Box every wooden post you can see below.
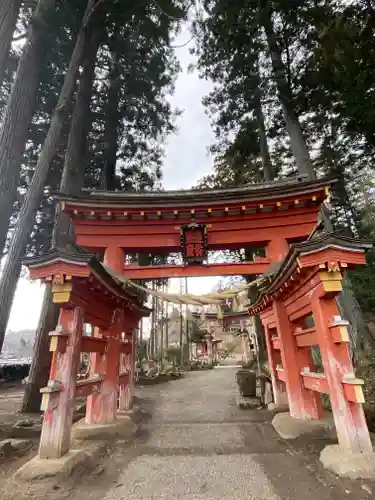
[312,294,372,452]
[85,309,123,424]
[104,246,125,273]
[85,328,105,424]
[39,307,83,459]
[266,238,289,262]
[241,333,250,363]
[119,329,136,411]
[202,341,207,356]
[274,300,323,419]
[206,334,213,367]
[263,323,288,408]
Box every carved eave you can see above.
[55,177,335,218]
[89,259,150,316]
[22,249,150,317]
[248,233,373,315]
[22,248,92,281]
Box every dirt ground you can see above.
[0,368,374,499]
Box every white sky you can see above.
[7,22,221,332]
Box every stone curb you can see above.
[13,414,138,482]
[272,412,336,440]
[320,444,375,480]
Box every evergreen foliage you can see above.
[195,0,375,315]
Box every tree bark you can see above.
[0,0,22,88]
[20,285,59,413]
[0,0,98,354]
[261,5,315,180]
[20,20,102,412]
[253,73,274,181]
[0,0,56,258]
[101,27,121,191]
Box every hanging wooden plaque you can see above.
[180,223,208,264]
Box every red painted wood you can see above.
[81,336,107,354]
[301,373,329,393]
[311,295,372,452]
[28,262,90,281]
[272,338,281,350]
[263,324,286,407]
[120,342,131,355]
[64,193,324,217]
[273,300,323,420]
[119,328,137,411]
[293,327,318,347]
[123,260,269,279]
[76,223,316,252]
[266,238,290,262]
[75,377,103,398]
[85,328,107,424]
[343,383,364,404]
[39,307,83,459]
[299,248,366,269]
[86,309,123,424]
[276,369,286,382]
[119,371,129,385]
[74,209,318,234]
[104,246,125,273]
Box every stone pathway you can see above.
[1,368,373,499]
[68,368,374,499]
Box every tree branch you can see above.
[13,32,27,42]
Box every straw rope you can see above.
[103,264,270,308]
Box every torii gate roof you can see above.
[56,176,334,210]
[247,232,372,314]
[22,244,151,318]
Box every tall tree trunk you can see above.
[261,5,315,180]
[101,28,121,191]
[0,0,22,88]
[253,73,274,181]
[20,20,102,412]
[0,0,98,354]
[20,285,59,413]
[0,0,56,259]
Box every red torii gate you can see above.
[56,176,331,279]
[22,176,374,461]
[248,233,373,453]
[23,247,150,459]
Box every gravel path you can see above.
[2,367,373,499]
[69,367,372,500]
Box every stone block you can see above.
[272,412,336,440]
[14,449,87,481]
[0,438,33,455]
[320,444,375,479]
[72,415,137,441]
[10,419,42,439]
[117,405,139,416]
[268,402,289,413]
[236,395,260,409]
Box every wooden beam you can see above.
[76,223,316,251]
[120,341,131,355]
[122,260,270,279]
[81,336,107,354]
[293,327,317,347]
[75,376,103,399]
[272,337,281,350]
[301,372,329,394]
[276,367,286,382]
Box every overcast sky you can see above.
[7,24,219,332]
